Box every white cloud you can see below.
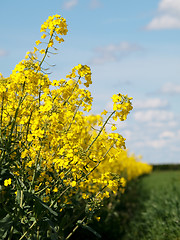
[147,120,177,128]
[146,15,180,30]
[132,139,167,149]
[159,130,175,138]
[161,82,180,94]
[91,42,142,65]
[147,139,167,148]
[122,130,132,139]
[159,0,180,14]
[115,120,128,129]
[134,110,174,122]
[105,120,128,133]
[134,98,168,109]
[63,0,102,10]
[90,0,102,9]
[63,0,78,10]
[146,0,180,30]
[0,49,7,57]
[105,101,113,112]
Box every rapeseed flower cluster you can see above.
[0,14,152,239]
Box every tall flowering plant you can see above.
[0,15,152,239]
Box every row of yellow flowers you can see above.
[0,14,152,239]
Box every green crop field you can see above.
[121,170,180,240]
[73,169,180,240]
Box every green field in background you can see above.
[122,170,180,240]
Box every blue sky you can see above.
[1,0,180,164]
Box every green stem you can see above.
[65,217,86,240]
[63,79,80,106]
[95,184,109,198]
[63,209,85,231]
[20,190,23,208]
[25,109,33,141]
[85,111,115,153]
[66,102,82,132]
[39,29,56,69]
[7,225,14,240]
[19,220,37,240]
[37,225,40,240]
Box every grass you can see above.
[122,170,180,240]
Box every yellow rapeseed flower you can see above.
[35,40,41,45]
[39,49,45,54]
[71,181,77,187]
[111,125,117,131]
[41,34,46,39]
[4,178,12,187]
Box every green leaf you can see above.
[25,192,58,217]
[16,189,21,205]
[0,213,13,225]
[34,195,58,217]
[0,229,8,240]
[81,223,101,238]
[0,214,13,239]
